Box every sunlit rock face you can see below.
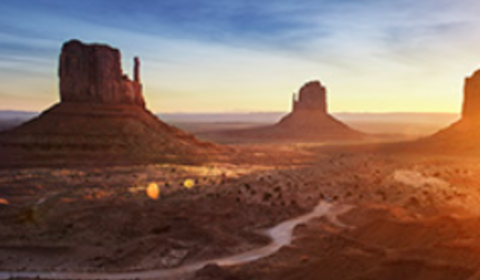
[462,70,480,122]
[59,40,145,107]
[292,81,327,113]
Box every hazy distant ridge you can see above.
[0,110,458,124]
[159,112,459,125]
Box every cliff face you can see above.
[209,80,364,143]
[462,70,480,122]
[409,68,480,155]
[292,81,327,113]
[59,40,145,107]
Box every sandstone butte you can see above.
[211,80,364,142]
[0,40,220,167]
[275,80,363,139]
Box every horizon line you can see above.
[0,109,461,115]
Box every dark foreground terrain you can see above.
[1,136,480,280]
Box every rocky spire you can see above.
[134,56,140,83]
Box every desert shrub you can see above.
[263,192,272,201]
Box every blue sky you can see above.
[1,0,480,112]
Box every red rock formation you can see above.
[462,70,480,122]
[292,81,327,113]
[204,80,364,142]
[0,39,221,167]
[134,56,141,83]
[408,68,480,154]
[59,40,145,107]
[274,81,363,139]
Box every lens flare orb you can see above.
[183,179,195,189]
[146,183,160,200]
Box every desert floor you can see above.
[1,122,480,280]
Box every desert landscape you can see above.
[2,1,480,280]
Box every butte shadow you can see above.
[200,81,366,144]
[0,40,223,168]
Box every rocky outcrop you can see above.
[462,70,480,122]
[0,39,221,167]
[59,40,145,107]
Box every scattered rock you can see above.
[194,264,240,280]
[161,248,189,267]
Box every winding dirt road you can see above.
[0,201,353,280]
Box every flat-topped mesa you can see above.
[462,70,480,122]
[59,39,145,107]
[292,81,327,113]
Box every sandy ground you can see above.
[2,130,480,279]
[198,152,480,280]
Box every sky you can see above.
[1,0,480,113]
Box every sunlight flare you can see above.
[146,182,160,200]
[183,178,195,189]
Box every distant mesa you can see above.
[0,39,219,167]
[204,80,364,142]
[275,80,364,140]
[292,81,327,113]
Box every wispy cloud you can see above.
[1,0,480,112]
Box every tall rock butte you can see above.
[291,81,327,113]
[412,68,480,154]
[275,81,363,139]
[59,40,145,107]
[206,80,364,142]
[0,40,218,167]
[462,70,480,122]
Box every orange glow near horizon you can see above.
[2,1,480,114]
